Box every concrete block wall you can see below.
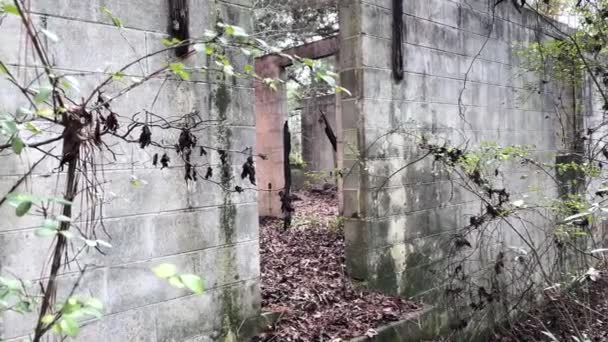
[301,95,338,176]
[0,1,260,341]
[339,0,576,315]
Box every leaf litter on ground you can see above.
[255,187,422,341]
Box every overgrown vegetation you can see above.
[0,1,344,340]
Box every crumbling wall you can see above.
[339,0,576,333]
[0,1,260,341]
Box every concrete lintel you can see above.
[256,35,340,68]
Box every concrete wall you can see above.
[301,95,338,175]
[255,56,287,217]
[0,1,260,341]
[339,0,576,330]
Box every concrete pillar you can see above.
[255,56,287,217]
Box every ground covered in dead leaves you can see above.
[254,188,422,341]
[490,268,608,342]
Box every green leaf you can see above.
[24,122,42,135]
[34,86,53,104]
[161,37,181,46]
[0,277,21,290]
[11,136,24,155]
[80,307,103,318]
[301,58,315,68]
[85,298,103,310]
[41,314,55,325]
[2,3,19,16]
[59,317,79,337]
[0,61,8,74]
[13,108,32,121]
[62,76,80,93]
[335,86,352,96]
[14,300,31,313]
[168,275,185,289]
[6,192,38,207]
[112,72,125,81]
[40,29,59,43]
[36,228,58,237]
[1,117,18,135]
[152,263,177,279]
[224,25,248,38]
[243,64,254,75]
[130,175,148,187]
[36,107,54,118]
[15,200,31,217]
[180,274,204,294]
[101,7,123,28]
[169,63,190,81]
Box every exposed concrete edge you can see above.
[254,306,446,342]
[349,305,439,342]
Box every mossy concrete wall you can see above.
[0,1,260,341]
[339,0,577,334]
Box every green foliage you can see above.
[0,276,32,315]
[290,153,307,169]
[6,192,72,218]
[0,2,19,16]
[0,113,24,154]
[152,263,204,295]
[44,297,104,337]
[556,161,600,179]
[460,142,531,173]
[517,38,586,86]
[100,7,123,28]
[254,0,338,48]
[169,62,190,81]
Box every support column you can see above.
[255,56,287,217]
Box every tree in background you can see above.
[253,0,338,48]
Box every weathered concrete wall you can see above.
[255,56,287,217]
[0,1,260,341]
[339,0,576,332]
[301,95,338,175]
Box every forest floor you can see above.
[489,267,608,342]
[254,188,422,341]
